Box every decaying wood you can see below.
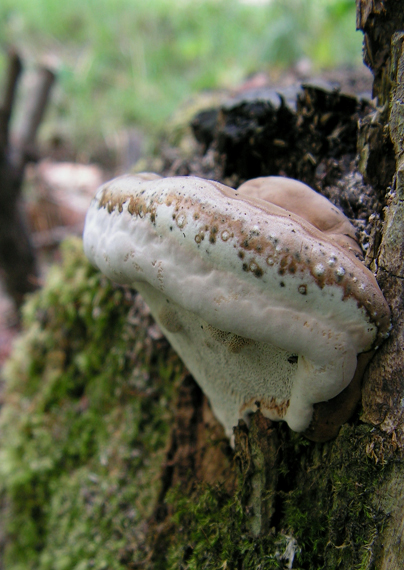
[15,66,55,169]
[234,413,279,537]
[0,50,55,308]
[357,7,404,445]
[354,11,404,565]
[357,0,404,105]
[142,3,404,567]
[0,49,22,157]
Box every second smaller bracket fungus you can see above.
[237,176,361,256]
[83,174,391,442]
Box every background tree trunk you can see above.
[0,51,55,309]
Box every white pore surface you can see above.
[83,175,381,434]
[135,282,354,435]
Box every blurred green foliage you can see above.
[0,0,362,154]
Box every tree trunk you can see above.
[0,51,55,309]
[146,3,404,567]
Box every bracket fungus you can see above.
[83,173,390,442]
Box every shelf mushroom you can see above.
[83,173,391,442]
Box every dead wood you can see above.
[0,49,55,308]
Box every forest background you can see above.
[0,0,362,158]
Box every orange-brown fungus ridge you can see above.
[83,173,391,442]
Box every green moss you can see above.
[278,426,391,570]
[164,483,286,570]
[0,238,183,569]
[0,238,395,570]
[161,425,392,570]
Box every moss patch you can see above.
[159,424,394,570]
[0,238,183,569]
[163,483,288,570]
[0,238,397,570]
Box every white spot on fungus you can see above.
[313,263,325,276]
[176,213,187,228]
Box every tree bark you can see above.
[0,51,55,309]
[357,11,404,566]
[145,3,404,567]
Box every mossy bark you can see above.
[132,4,404,564]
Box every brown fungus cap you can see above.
[237,176,361,256]
[83,173,391,442]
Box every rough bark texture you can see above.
[357,0,404,105]
[356,5,404,563]
[359,25,404,567]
